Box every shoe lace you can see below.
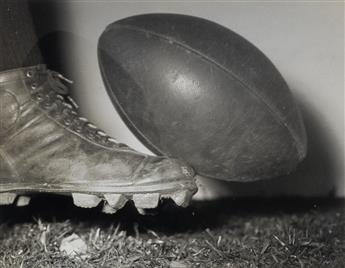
[30,68,127,148]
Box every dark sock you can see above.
[0,0,44,72]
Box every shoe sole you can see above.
[0,178,197,214]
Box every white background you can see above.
[31,1,344,198]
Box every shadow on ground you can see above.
[0,195,343,235]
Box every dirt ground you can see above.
[0,195,344,267]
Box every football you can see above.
[98,13,307,182]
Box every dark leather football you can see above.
[98,13,307,182]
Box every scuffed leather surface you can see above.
[0,65,193,189]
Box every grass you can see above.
[0,195,344,267]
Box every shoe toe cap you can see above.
[139,157,195,183]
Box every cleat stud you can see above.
[171,190,192,208]
[104,194,127,209]
[72,193,101,208]
[133,193,160,209]
[16,196,31,207]
[137,208,147,215]
[102,203,118,214]
[0,193,17,205]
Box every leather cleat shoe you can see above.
[0,65,197,213]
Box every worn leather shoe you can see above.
[0,65,197,213]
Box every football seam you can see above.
[107,24,305,159]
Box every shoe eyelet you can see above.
[31,83,37,90]
[75,127,82,133]
[26,71,33,78]
[35,93,43,101]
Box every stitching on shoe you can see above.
[0,147,20,178]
